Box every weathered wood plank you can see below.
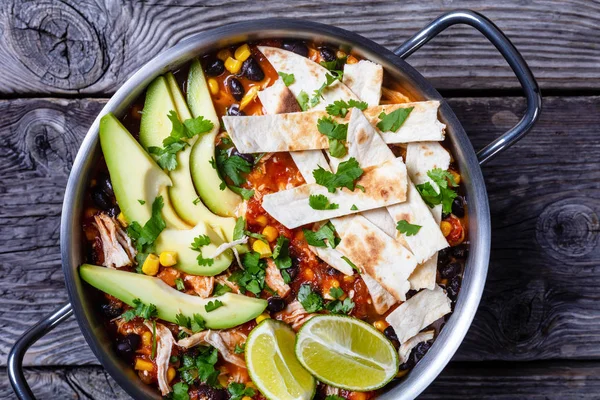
[0,96,598,367]
[2,361,600,399]
[1,0,599,95]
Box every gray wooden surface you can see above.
[1,0,599,398]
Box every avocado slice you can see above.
[139,75,239,243]
[187,59,243,218]
[80,264,267,329]
[99,113,189,229]
[155,221,233,276]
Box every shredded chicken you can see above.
[93,214,136,268]
[219,365,250,384]
[325,385,341,396]
[211,237,249,259]
[214,271,240,293]
[276,301,315,331]
[184,275,214,298]
[398,330,435,364]
[144,321,175,396]
[265,259,291,297]
[177,329,247,368]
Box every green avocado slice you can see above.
[80,264,267,329]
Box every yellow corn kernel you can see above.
[142,331,153,347]
[252,240,272,258]
[159,251,177,267]
[217,49,232,61]
[167,367,176,382]
[234,44,252,62]
[347,55,358,64]
[246,382,257,390]
[304,268,315,280]
[117,212,128,227]
[218,374,229,387]
[255,313,271,324]
[208,78,219,95]
[330,279,340,288]
[134,358,154,371]
[343,275,356,283]
[255,215,268,227]
[225,57,243,74]
[142,254,160,276]
[336,50,347,59]
[450,170,461,185]
[242,397,253,400]
[262,226,279,242]
[240,85,260,110]
[440,221,453,237]
[373,320,387,332]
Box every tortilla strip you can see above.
[361,273,397,314]
[406,142,451,290]
[223,101,444,153]
[336,215,417,301]
[386,285,451,344]
[257,78,302,115]
[343,60,383,107]
[258,46,358,110]
[398,330,435,364]
[262,158,408,229]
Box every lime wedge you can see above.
[246,319,316,400]
[295,315,398,391]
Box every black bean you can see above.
[242,57,264,81]
[101,303,122,319]
[196,385,228,400]
[440,261,461,279]
[286,264,299,281]
[227,104,246,116]
[405,289,418,300]
[91,187,112,210]
[227,77,244,101]
[97,174,114,198]
[446,276,461,300]
[282,40,309,57]
[267,296,286,313]
[319,46,337,62]
[116,334,140,361]
[451,244,468,259]
[437,247,451,266]
[399,357,415,371]
[230,148,255,164]
[384,326,398,342]
[108,205,121,218]
[414,341,432,361]
[452,196,465,217]
[205,58,225,76]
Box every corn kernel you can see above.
[304,268,315,280]
[246,382,257,390]
[440,221,453,237]
[208,78,219,95]
[234,44,252,62]
[117,212,128,227]
[142,331,153,347]
[167,367,176,382]
[225,57,243,74]
[450,170,461,185]
[142,254,160,276]
[255,313,271,324]
[330,279,340,288]
[343,275,356,283]
[347,55,359,64]
[240,85,260,110]
[134,358,154,371]
[218,374,229,387]
[262,226,279,242]
[252,240,272,258]
[158,251,177,267]
[350,392,368,400]
[336,50,347,59]
[217,49,232,61]
[242,397,253,400]
[374,320,387,332]
[255,215,268,227]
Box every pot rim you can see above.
[60,18,490,400]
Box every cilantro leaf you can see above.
[309,194,339,210]
[121,298,158,321]
[229,185,254,200]
[233,217,246,240]
[179,346,219,387]
[273,235,292,270]
[228,252,267,295]
[325,99,368,117]
[377,107,414,132]
[350,204,358,211]
[297,91,310,111]
[310,72,343,109]
[175,277,185,291]
[329,287,344,300]
[215,148,253,187]
[317,117,348,140]
[328,139,347,158]
[205,300,224,312]
[324,396,346,400]
[326,297,355,314]
[303,222,339,249]
[415,168,459,214]
[234,342,245,354]
[341,255,360,273]
[320,55,347,71]
[176,313,207,333]
[313,157,363,193]
[192,197,201,205]
[183,115,214,136]
[396,220,422,236]
[228,382,256,400]
[213,283,232,296]
[298,284,324,312]
[190,235,213,266]
[278,71,295,86]
[428,168,459,188]
[169,382,190,400]
[127,196,166,255]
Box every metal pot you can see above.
[8,10,541,400]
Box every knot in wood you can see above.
[499,283,545,347]
[536,198,599,261]
[8,0,108,90]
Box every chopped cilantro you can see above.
[229,185,254,200]
[328,139,347,158]
[121,298,158,321]
[190,234,214,266]
[215,147,253,187]
[168,382,190,400]
[175,277,185,291]
[329,287,344,299]
[205,300,224,312]
[310,72,343,108]
[127,196,167,258]
[137,199,146,205]
[179,346,219,387]
[415,168,459,214]
[228,252,267,295]
[234,342,245,354]
[325,99,368,117]
[175,312,206,333]
[326,296,355,315]
[147,140,186,171]
[233,217,246,240]
[278,71,295,86]
[396,220,422,236]
[245,230,268,244]
[298,284,324,312]
[341,256,360,273]
[272,235,293,282]
[317,117,348,158]
[303,222,339,249]
[356,184,365,192]
[192,197,201,205]
[213,283,232,296]
[297,90,310,111]
[228,382,256,400]
[313,157,363,193]
[309,194,339,210]
[320,55,347,71]
[350,204,358,211]
[376,107,414,132]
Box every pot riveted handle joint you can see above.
[394,9,542,165]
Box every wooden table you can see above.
[1,1,599,398]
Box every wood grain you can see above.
[1,0,599,95]
[0,95,598,368]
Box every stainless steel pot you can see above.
[8,10,541,400]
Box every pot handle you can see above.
[393,10,541,165]
[7,302,73,400]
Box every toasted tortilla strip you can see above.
[262,158,408,229]
[361,273,398,314]
[309,246,353,275]
[289,150,329,184]
[258,46,358,111]
[336,215,417,301]
[406,142,451,290]
[224,101,444,153]
[398,330,435,364]
[385,285,451,344]
[258,78,302,115]
[343,60,383,107]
